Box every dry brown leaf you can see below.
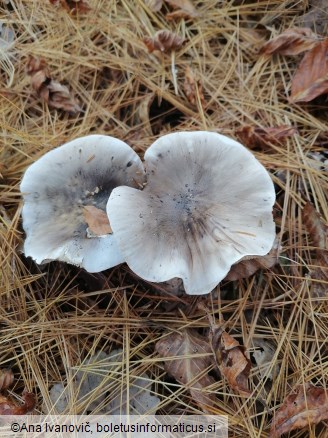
[270,383,328,437]
[260,28,319,56]
[0,369,14,391]
[302,202,328,298]
[302,202,328,256]
[290,39,328,103]
[183,66,205,108]
[211,328,251,397]
[50,0,91,15]
[143,30,184,53]
[165,0,198,20]
[83,205,112,237]
[166,0,197,16]
[236,125,298,150]
[0,391,36,415]
[146,0,198,18]
[146,0,163,12]
[26,56,82,114]
[224,237,281,281]
[155,329,216,409]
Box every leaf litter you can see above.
[302,202,328,298]
[260,28,319,56]
[143,30,184,53]
[270,383,328,438]
[236,125,298,150]
[146,0,198,20]
[1,1,328,437]
[210,326,251,397]
[290,39,328,103]
[49,0,91,15]
[224,236,281,281]
[0,370,35,415]
[183,66,206,108]
[155,329,216,410]
[26,56,82,114]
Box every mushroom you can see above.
[106,131,276,295]
[21,135,145,272]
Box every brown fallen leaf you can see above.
[302,202,328,298]
[290,39,328,103]
[211,327,251,397]
[183,66,205,108]
[26,56,82,114]
[224,237,281,281]
[155,329,216,409]
[143,30,184,53]
[270,383,328,437]
[260,28,319,56]
[165,0,198,20]
[83,205,112,237]
[236,125,298,150]
[302,202,328,257]
[0,391,36,415]
[0,369,14,391]
[50,0,91,14]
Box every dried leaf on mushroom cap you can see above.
[107,131,276,295]
[21,135,145,272]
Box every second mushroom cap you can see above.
[106,131,276,295]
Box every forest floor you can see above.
[0,1,327,437]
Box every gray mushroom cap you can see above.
[21,135,145,272]
[106,131,276,295]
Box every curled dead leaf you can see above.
[50,0,91,14]
[290,39,328,103]
[224,237,281,281]
[236,125,298,150]
[155,329,216,409]
[0,369,14,391]
[183,66,205,108]
[0,391,36,415]
[211,327,251,397]
[270,383,328,438]
[302,202,328,257]
[26,56,82,114]
[165,0,198,20]
[302,202,328,298]
[83,205,112,237]
[143,30,184,53]
[260,28,319,56]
